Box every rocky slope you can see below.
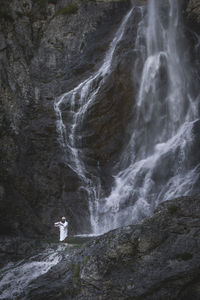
[16,196,200,299]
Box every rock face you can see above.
[0,0,199,238]
[20,196,200,299]
[186,0,200,26]
[0,1,200,297]
[0,0,131,236]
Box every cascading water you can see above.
[55,0,200,235]
[0,245,65,299]
[54,8,133,234]
[98,0,200,233]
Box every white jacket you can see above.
[54,221,68,241]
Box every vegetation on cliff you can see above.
[53,4,79,17]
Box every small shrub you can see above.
[54,4,78,17]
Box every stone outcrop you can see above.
[21,196,200,299]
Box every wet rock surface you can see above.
[0,0,199,238]
[16,196,200,300]
[0,0,131,236]
[0,236,52,269]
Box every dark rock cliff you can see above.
[0,1,200,298]
[0,0,199,238]
[0,0,131,237]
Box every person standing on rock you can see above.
[54,216,68,242]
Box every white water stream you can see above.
[0,245,65,299]
[98,0,200,233]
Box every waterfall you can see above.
[55,0,200,235]
[98,0,199,233]
[54,9,133,234]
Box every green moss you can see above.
[71,244,83,249]
[83,256,89,266]
[66,236,92,245]
[73,264,80,278]
[54,4,78,17]
[168,205,178,215]
[40,236,58,243]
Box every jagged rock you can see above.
[20,196,200,300]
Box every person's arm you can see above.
[54,222,61,227]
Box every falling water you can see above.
[55,0,200,235]
[54,9,133,234]
[98,0,200,233]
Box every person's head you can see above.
[61,216,66,223]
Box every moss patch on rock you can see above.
[54,4,78,17]
[73,264,80,278]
